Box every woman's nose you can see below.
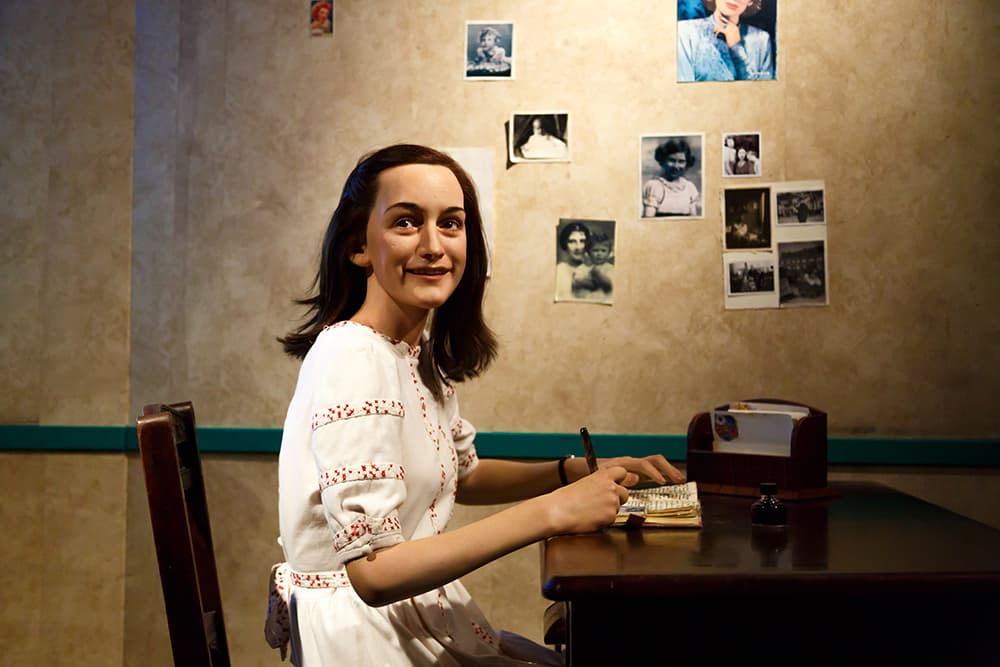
[418,225,444,257]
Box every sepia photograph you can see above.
[778,240,828,306]
[776,185,826,224]
[640,134,704,219]
[677,0,778,82]
[723,187,771,249]
[509,112,570,163]
[465,21,514,80]
[554,218,615,305]
[723,131,762,177]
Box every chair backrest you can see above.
[137,401,231,667]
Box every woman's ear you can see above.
[349,245,371,268]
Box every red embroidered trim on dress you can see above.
[318,463,406,490]
[459,450,478,470]
[289,568,351,589]
[311,399,404,430]
[332,515,402,552]
[471,620,499,648]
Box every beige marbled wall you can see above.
[125,0,1000,438]
[0,453,128,667]
[0,0,134,426]
[2,1,1000,666]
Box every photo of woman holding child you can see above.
[554,219,615,304]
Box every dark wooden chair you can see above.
[543,601,566,655]
[137,401,231,667]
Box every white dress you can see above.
[277,321,562,666]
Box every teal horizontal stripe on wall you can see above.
[1,425,999,465]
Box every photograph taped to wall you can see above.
[778,240,828,307]
[510,112,570,163]
[640,134,704,219]
[723,131,762,178]
[555,218,615,305]
[775,180,826,224]
[727,256,775,296]
[310,1,333,36]
[723,252,778,309]
[677,0,778,82]
[442,147,495,276]
[723,186,771,250]
[465,21,514,80]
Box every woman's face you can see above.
[481,32,497,49]
[719,0,752,18]
[662,152,687,180]
[564,230,587,264]
[532,119,543,135]
[737,148,747,160]
[351,164,467,316]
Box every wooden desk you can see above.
[541,482,1000,666]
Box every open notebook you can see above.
[613,481,702,529]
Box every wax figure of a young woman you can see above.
[270,144,684,665]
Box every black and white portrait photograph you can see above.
[723,132,762,177]
[727,257,775,295]
[640,134,704,219]
[554,218,615,305]
[776,184,826,224]
[465,21,514,80]
[677,0,778,82]
[723,187,771,249]
[778,240,828,306]
[509,112,570,163]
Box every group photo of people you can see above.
[776,187,826,223]
[723,132,762,177]
[727,258,776,295]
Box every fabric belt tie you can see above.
[264,562,352,660]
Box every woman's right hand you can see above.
[542,466,630,534]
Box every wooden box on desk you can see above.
[686,400,836,500]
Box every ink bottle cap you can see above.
[751,482,787,527]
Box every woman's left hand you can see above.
[598,455,685,487]
[715,14,743,48]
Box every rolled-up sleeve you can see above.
[309,341,408,566]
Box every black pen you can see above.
[579,427,599,474]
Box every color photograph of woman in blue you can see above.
[677,0,776,82]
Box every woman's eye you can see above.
[394,217,418,229]
[440,218,464,231]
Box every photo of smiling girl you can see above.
[640,134,704,218]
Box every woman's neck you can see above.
[351,300,428,346]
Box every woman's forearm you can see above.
[456,458,566,504]
[347,467,629,606]
[346,495,552,606]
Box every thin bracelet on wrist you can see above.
[557,455,575,486]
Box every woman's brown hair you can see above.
[279,144,497,401]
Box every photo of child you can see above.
[465,22,514,79]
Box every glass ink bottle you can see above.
[751,482,787,527]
